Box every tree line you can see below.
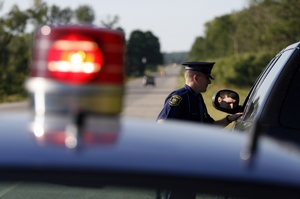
[0,0,163,102]
[187,0,300,87]
[2,0,300,101]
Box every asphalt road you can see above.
[0,100,30,112]
[121,65,180,119]
[0,65,181,119]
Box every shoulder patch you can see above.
[168,95,182,106]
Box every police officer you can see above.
[156,62,242,126]
[156,62,242,199]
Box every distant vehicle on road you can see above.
[142,75,155,86]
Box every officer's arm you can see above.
[156,94,183,122]
[214,113,243,127]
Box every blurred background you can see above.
[0,0,298,121]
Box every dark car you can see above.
[1,25,300,199]
[213,41,300,154]
[142,75,155,86]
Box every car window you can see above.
[240,56,279,123]
[241,48,296,124]
[280,66,300,129]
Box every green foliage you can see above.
[212,51,275,87]
[190,0,300,60]
[48,6,73,25]
[5,5,29,34]
[0,33,31,101]
[188,0,300,87]
[205,15,236,58]
[26,0,48,28]
[1,0,300,102]
[126,30,163,76]
[74,5,95,24]
[0,0,100,102]
[188,36,207,61]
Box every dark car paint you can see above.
[1,110,300,198]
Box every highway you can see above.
[0,65,181,119]
[121,65,180,119]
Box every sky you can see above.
[1,0,248,53]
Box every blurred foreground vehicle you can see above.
[1,25,300,199]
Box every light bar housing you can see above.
[26,25,126,116]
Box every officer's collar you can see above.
[184,84,199,96]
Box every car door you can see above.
[233,42,300,135]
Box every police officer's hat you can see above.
[182,62,215,79]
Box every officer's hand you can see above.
[229,113,243,122]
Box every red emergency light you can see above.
[26,25,126,115]
[47,33,103,84]
[30,25,125,85]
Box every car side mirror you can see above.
[212,89,242,114]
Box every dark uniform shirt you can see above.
[157,84,214,123]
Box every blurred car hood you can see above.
[1,110,300,194]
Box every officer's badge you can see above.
[168,95,182,106]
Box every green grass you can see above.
[0,94,28,103]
